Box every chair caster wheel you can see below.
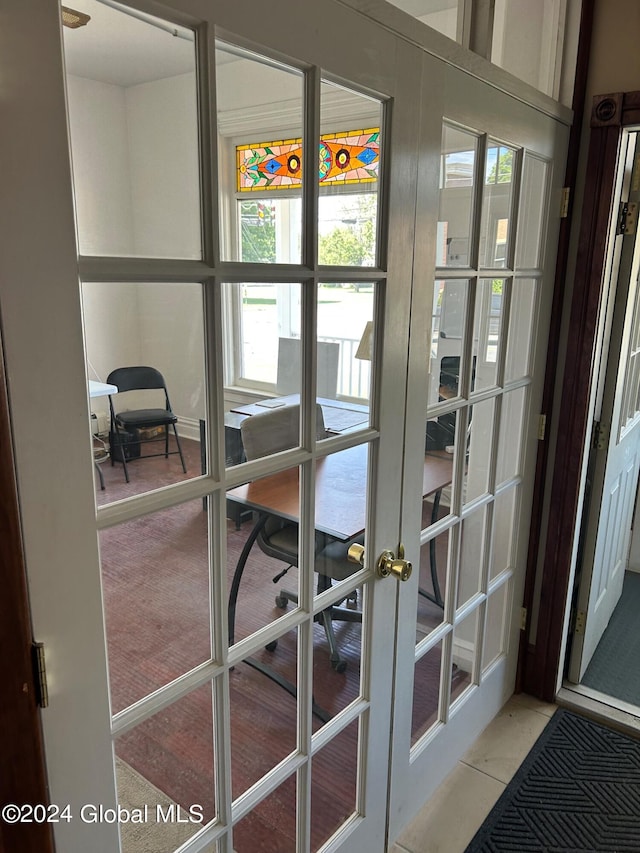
[265,640,278,652]
[275,595,288,609]
[332,658,347,674]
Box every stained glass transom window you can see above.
[237,128,380,191]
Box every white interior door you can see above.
[1,2,570,852]
[569,130,640,683]
[3,2,415,852]
[388,56,569,837]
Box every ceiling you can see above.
[62,0,197,87]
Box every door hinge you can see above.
[593,420,609,450]
[520,606,527,631]
[560,187,570,218]
[575,610,587,635]
[31,642,49,708]
[538,414,547,441]
[617,201,638,235]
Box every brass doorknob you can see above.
[347,543,412,582]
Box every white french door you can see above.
[1,2,568,852]
[386,56,569,835]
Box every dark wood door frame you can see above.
[521,91,640,701]
[0,325,53,853]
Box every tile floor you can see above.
[390,692,557,853]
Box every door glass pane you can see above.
[429,279,469,408]
[319,83,382,267]
[496,387,527,484]
[421,420,456,617]
[480,142,516,268]
[471,278,505,391]
[227,466,301,644]
[317,282,374,426]
[411,641,443,746]
[516,156,549,268]
[313,625,363,726]
[100,499,210,714]
[217,43,304,263]
[483,581,511,671]
[505,279,537,382]
[451,609,478,704]
[457,507,488,608]
[234,777,296,852]
[463,398,495,504]
[490,487,519,581]
[417,528,450,636]
[230,640,298,797]
[310,719,359,850]
[83,281,206,503]
[385,0,460,40]
[313,445,368,672]
[222,283,302,433]
[438,126,478,268]
[115,682,215,850]
[63,3,200,259]
[492,0,561,97]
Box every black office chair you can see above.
[236,403,362,672]
[106,366,187,483]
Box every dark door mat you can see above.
[465,708,640,852]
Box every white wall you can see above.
[67,71,205,433]
[66,75,134,256]
[126,73,200,259]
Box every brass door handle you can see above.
[347,543,412,581]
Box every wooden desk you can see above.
[228,448,452,716]
[231,394,369,435]
[229,446,452,542]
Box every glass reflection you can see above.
[483,582,510,671]
[457,508,488,609]
[471,278,505,392]
[429,280,469,408]
[462,398,495,504]
[438,126,478,268]
[479,142,516,268]
[515,156,548,268]
[490,487,519,580]
[496,387,527,484]
[505,279,537,382]
[451,610,477,704]
[385,0,460,40]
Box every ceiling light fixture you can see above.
[61,6,91,28]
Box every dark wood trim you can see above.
[0,327,53,853]
[521,87,640,700]
[516,0,595,693]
